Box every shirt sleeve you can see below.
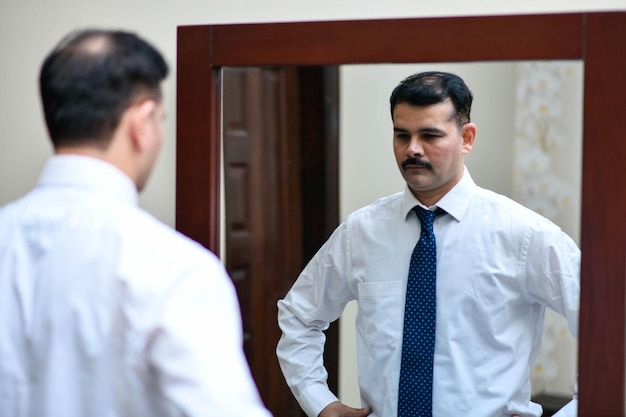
[520,222,580,414]
[524,223,581,339]
[276,224,354,417]
[148,257,272,417]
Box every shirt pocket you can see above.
[357,280,403,347]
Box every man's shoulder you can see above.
[104,204,226,292]
[347,191,404,220]
[121,205,216,261]
[472,186,561,229]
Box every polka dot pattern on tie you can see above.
[398,206,444,417]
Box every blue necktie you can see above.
[398,206,443,417]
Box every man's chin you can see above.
[404,173,432,188]
[406,182,432,193]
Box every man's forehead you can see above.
[392,101,456,123]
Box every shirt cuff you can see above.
[299,382,340,417]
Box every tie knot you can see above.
[413,206,443,234]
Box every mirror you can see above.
[176,13,626,416]
[216,59,583,414]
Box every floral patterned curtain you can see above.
[513,61,583,396]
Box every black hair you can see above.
[389,71,473,129]
[39,29,169,148]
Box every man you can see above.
[276,71,579,417]
[0,29,271,417]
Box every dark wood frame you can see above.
[177,12,626,416]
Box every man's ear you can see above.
[461,122,477,154]
[128,99,158,152]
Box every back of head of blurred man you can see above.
[40,29,166,190]
[0,29,272,417]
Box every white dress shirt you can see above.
[277,168,579,417]
[0,155,272,417]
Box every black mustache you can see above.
[402,158,432,170]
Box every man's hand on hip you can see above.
[318,401,371,417]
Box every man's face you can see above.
[392,101,475,206]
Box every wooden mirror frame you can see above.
[176,13,626,416]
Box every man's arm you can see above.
[276,224,354,417]
[526,225,580,416]
[150,258,272,417]
[276,296,341,417]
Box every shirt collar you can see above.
[38,154,139,206]
[402,166,476,222]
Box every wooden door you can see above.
[222,66,339,417]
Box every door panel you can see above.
[223,67,300,415]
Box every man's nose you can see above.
[407,136,424,156]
